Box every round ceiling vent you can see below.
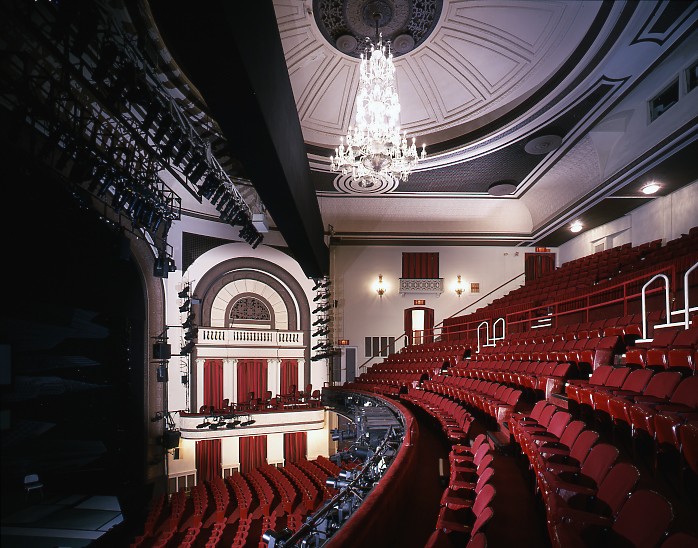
[336,34,358,54]
[487,181,517,196]
[392,33,415,54]
[524,134,562,155]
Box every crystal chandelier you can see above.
[330,31,426,188]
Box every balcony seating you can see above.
[606,371,683,428]
[435,483,496,535]
[533,429,600,492]
[589,368,654,416]
[628,375,698,442]
[537,443,619,506]
[565,365,614,404]
[549,489,674,548]
[544,461,640,534]
[440,466,495,511]
[575,366,630,410]
[519,411,572,463]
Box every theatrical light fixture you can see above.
[570,220,583,233]
[196,419,211,429]
[178,285,190,299]
[180,341,195,355]
[454,275,464,298]
[330,18,426,188]
[240,418,256,427]
[179,299,190,312]
[642,182,660,195]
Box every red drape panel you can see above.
[236,359,268,403]
[239,435,267,473]
[402,252,439,278]
[283,432,307,464]
[195,439,221,483]
[280,359,298,394]
[404,308,412,345]
[203,359,224,410]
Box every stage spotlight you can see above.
[178,285,190,299]
[180,341,195,355]
[179,299,190,312]
[196,420,210,429]
[240,418,256,427]
[172,139,192,166]
[251,234,263,249]
[184,327,198,340]
[182,313,195,329]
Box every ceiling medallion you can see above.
[313,0,443,58]
[333,172,399,194]
[524,134,563,155]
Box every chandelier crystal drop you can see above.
[330,33,425,188]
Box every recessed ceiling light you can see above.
[524,134,562,155]
[570,221,583,233]
[641,182,660,195]
[487,181,517,196]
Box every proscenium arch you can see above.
[192,256,311,383]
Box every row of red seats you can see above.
[422,376,522,427]
[259,463,296,515]
[625,326,698,374]
[402,388,473,444]
[509,400,698,546]
[246,469,274,517]
[281,462,321,514]
[227,472,252,520]
[425,434,494,548]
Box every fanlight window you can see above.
[229,296,272,328]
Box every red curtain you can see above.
[284,432,307,464]
[203,359,224,410]
[195,439,221,483]
[237,359,268,403]
[280,359,298,395]
[402,252,439,279]
[239,435,267,473]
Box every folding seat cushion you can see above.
[520,411,572,461]
[451,433,488,461]
[576,367,630,409]
[629,375,698,439]
[451,443,490,476]
[509,400,551,440]
[545,462,640,531]
[538,443,619,505]
[534,420,587,461]
[440,467,495,511]
[436,483,496,534]
[550,489,673,548]
[607,371,682,426]
[535,429,600,487]
[566,365,614,403]
[590,368,653,415]
[450,454,494,491]
[513,404,558,447]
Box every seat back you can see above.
[557,420,586,449]
[474,467,495,494]
[669,375,698,408]
[470,506,494,537]
[596,462,640,518]
[536,404,558,429]
[588,365,614,385]
[612,489,673,547]
[472,484,496,517]
[472,442,491,466]
[569,430,600,464]
[679,421,698,475]
[465,532,487,548]
[546,412,572,439]
[619,368,654,392]
[642,371,682,399]
[604,367,631,389]
[579,443,619,485]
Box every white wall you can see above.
[331,244,530,369]
[558,179,698,264]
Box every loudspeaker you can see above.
[162,430,181,449]
[153,342,171,360]
[156,365,168,382]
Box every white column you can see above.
[267,432,284,466]
[231,358,238,405]
[224,358,237,405]
[195,358,205,411]
[267,358,280,398]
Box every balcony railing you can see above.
[197,327,304,348]
[399,277,444,295]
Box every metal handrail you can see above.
[683,261,698,329]
[477,321,490,353]
[640,274,670,340]
[492,317,506,343]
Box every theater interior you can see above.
[0,1,697,547]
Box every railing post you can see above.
[684,261,698,329]
[640,274,670,340]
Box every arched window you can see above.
[226,294,274,329]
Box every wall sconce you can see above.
[375,274,386,298]
[454,275,464,298]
